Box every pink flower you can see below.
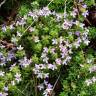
[50,48,55,54]
[60,46,68,54]
[70,8,78,18]
[38,7,51,16]
[55,58,61,65]
[47,64,57,70]
[62,20,72,29]
[28,11,38,20]
[29,27,35,32]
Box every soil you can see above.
[0,0,20,25]
[84,5,96,27]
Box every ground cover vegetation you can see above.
[0,0,96,96]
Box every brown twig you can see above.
[0,40,15,49]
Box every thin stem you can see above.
[22,82,30,93]
[16,87,25,96]
[35,77,38,96]
[33,75,38,96]
[47,0,54,7]
[50,74,61,95]
[24,22,33,33]
[64,0,67,18]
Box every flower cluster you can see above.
[89,65,96,73]
[85,76,96,86]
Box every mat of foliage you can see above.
[0,0,96,96]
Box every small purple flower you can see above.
[82,4,87,9]
[75,31,80,36]
[2,24,6,32]
[10,63,16,71]
[16,18,26,26]
[43,47,48,53]
[15,73,21,83]
[28,10,38,20]
[10,24,14,30]
[62,59,67,65]
[89,66,96,73]
[47,83,53,89]
[59,45,68,56]
[70,8,78,17]
[7,52,15,61]
[38,7,51,17]
[19,57,31,68]
[0,93,2,96]
[35,64,40,69]
[4,86,8,92]
[47,64,57,70]
[0,52,3,60]
[55,58,61,65]
[50,48,55,54]
[62,20,72,29]
[52,39,58,45]
[82,10,89,17]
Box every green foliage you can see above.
[89,27,96,39]
[19,5,30,16]
[0,0,96,96]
